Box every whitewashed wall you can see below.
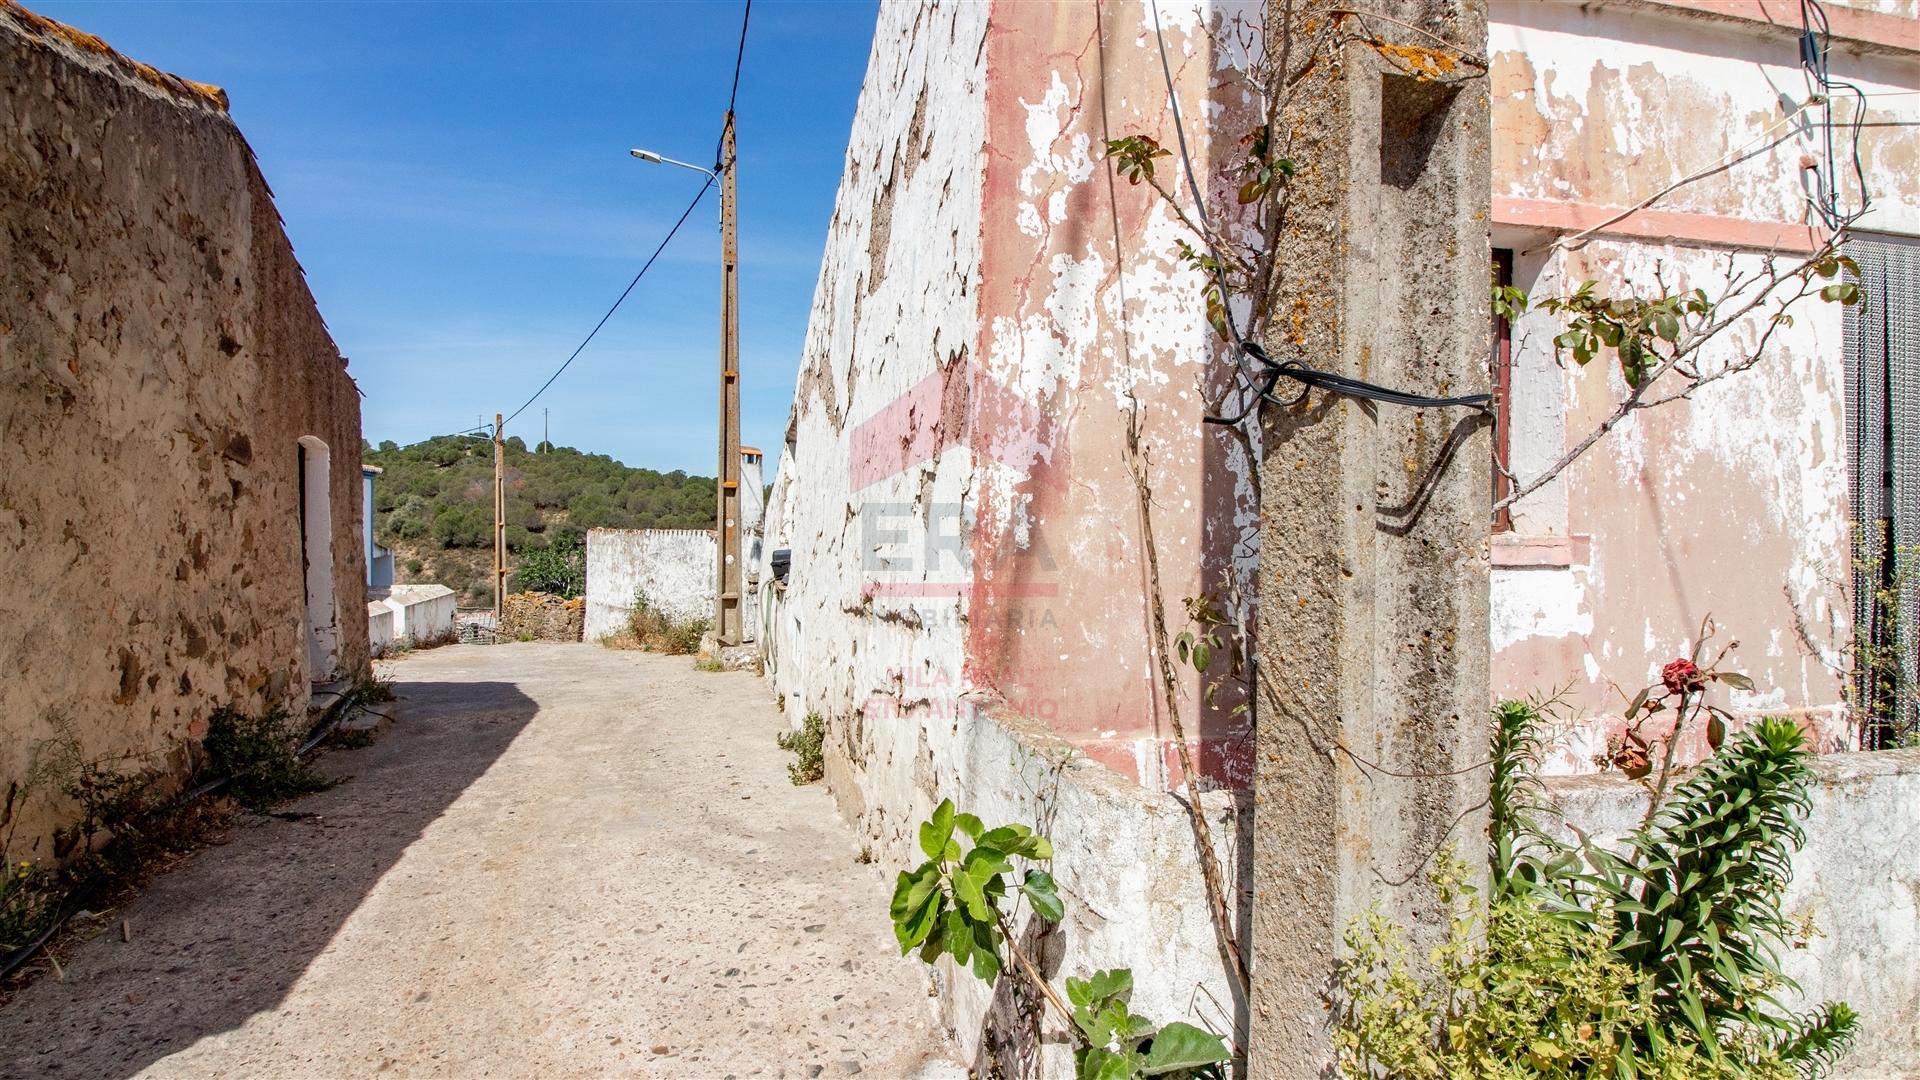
[584,528,714,640]
[1548,748,1920,1075]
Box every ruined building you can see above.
[756,0,1918,1070]
[0,4,368,856]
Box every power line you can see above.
[726,0,751,115]
[501,1,749,432]
[501,171,716,428]
[716,0,752,166]
[1141,1,1489,425]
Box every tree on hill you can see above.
[364,435,716,603]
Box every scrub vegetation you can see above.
[364,436,716,605]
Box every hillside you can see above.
[365,435,715,605]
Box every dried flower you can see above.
[1661,658,1705,697]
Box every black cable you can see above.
[1145,1,1491,425]
[1800,0,1871,229]
[501,173,716,429]
[716,0,752,166]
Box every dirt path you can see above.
[0,644,959,1079]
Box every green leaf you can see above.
[1022,869,1065,922]
[1086,967,1134,1006]
[1716,671,1756,691]
[968,917,1001,982]
[1141,1022,1230,1074]
[1067,974,1095,1008]
[1077,1048,1135,1080]
[952,860,989,921]
[954,812,984,841]
[978,824,1031,851]
[890,865,943,952]
[921,799,956,861]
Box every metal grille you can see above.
[1844,233,1920,743]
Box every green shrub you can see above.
[203,705,332,811]
[512,538,583,598]
[889,800,1229,1079]
[615,590,708,655]
[777,713,826,785]
[1335,705,1857,1080]
[0,857,58,952]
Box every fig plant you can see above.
[889,799,1231,1079]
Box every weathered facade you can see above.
[0,5,367,856]
[757,2,1252,1065]
[1488,0,1920,768]
[584,527,717,639]
[760,0,1919,1069]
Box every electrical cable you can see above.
[505,0,747,431]
[501,172,716,429]
[1143,1,1491,427]
[717,0,752,166]
[1800,0,1871,230]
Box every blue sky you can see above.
[35,0,880,474]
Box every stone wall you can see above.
[499,593,584,643]
[584,528,715,641]
[0,6,367,857]
[1547,748,1920,1076]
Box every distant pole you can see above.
[715,111,743,645]
[493,412,505,628]
[543,408,549,454]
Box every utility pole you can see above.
[493,412,506,630]
[1247,1,1491,1071]
[543,407,549,454]
[715,112,743,645]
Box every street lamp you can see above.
[627,121,744,647]
[628,147,718,180]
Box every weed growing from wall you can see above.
[776,713,825,785]
[890,800,1230,1079]
[203,705,332,811]
[607,589,709,655]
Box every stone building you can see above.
[0,4,368,856]
[755,0,1918,1070]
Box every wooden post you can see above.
[715,112,744,645]
[493,412,505,632]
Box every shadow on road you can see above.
[0,678,537,1080]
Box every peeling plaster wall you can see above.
[1546,748,1920,1074]
[758,1,1252,1068]
[0,12,367,855]
[1488,0,1920,769]
[584,528,716,640]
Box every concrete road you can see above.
[0,644,958,1079]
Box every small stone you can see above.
[651,1045,670,1055]
[803,923,826,933]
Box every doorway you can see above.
[298,436,341,680]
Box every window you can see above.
[1491,248,1515,532]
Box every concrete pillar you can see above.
[1248,1,1491,1072]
